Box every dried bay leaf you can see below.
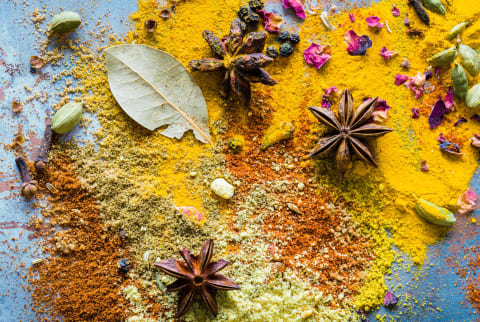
[105,44,212,144]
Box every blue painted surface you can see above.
[0,0,478,321]
[0,1,136,320]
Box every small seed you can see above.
[144,19,157,32]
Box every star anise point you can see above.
[155,239,240,318]
[308,89,393,180]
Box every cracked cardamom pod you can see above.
[48,11,81,34]
[447,21,470,40]
[451,63,468,100]
[427,47,457,66]
[422,0,446,15]
[415,198,456,226]
[458,43,480,76]
[466,84,480,109]
[51,101,83,134]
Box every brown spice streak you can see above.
[27,155,131,321]
[225,91,375,302]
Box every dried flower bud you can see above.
[144,19,157,33]
[400,57,410,70]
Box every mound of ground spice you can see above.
[27,155,133,321]
[224,99,375,304]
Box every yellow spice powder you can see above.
[69,0,480,313]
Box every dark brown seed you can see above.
[406,29,424,37]
[230,71,251,103]
[202,30,227,57]
[233,53,273,71]
[408,0,430,26]
[236,31,267,55]
[144,19,157,33]
[188,59,224,72]
[226,18,245,55]
[236,68,277,85]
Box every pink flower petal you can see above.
[392,5,400,17]
[344,30,372,56]
[457,189,477,215]
[321,86,338,108]
[349,13,355,22]
[444,86,455,112]
[366,16,384,28]
[405,72,426,99]
[325,86,338,96]
[281,0,306,19]
[380,46,398,61]
[257,10,284,33]
[303,43,332,69]
[175,206,204,222]
[395,74,409,85]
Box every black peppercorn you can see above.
[248,0,264,12]
[289,33,300,45]
[118,258,131,273]
[238,6,249,20]
[30,67,36,74]
[279,42,294,57]
[279,31,290,42]
[266,46,279,58]
[244,13,260,25]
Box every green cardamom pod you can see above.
[451,63,468,100]
[51,102,83,134]
[447,21,470,40]
[466,84,480,109]
[422,0,446,15]
[427,47,457,66]
[48,11,81,34]
[415,198,456,226]
[458,43,480,76]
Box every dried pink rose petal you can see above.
[444,86,455,112]
[405,72,426,99]
[457,189,477,215]
[395,74,409,85]
[281,0,306,19]
[380,46,398,61]
[366,16,384,29]
[258,10,284,33]
[371,99,392,123]
[321,86,338,108]
[384,290,399,307]
[349,13,355,22]
[175,206,204,222]
[472,134,480,148]
[392,5,400,16]
[411,108,420,119]
[344,30,372,56]
[304,43,332,69]
[325,86,338,96]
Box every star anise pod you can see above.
[188,18,277,104]
[308,89,393,180]
[154,239,240,318]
